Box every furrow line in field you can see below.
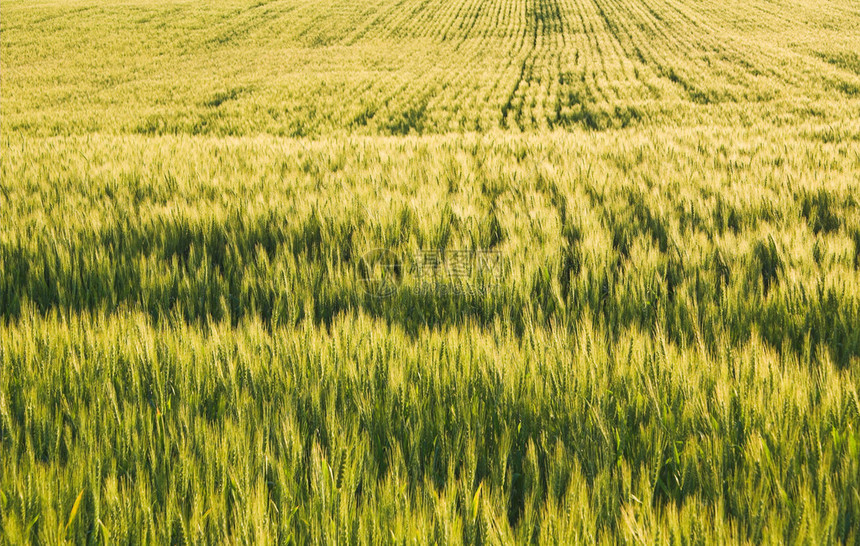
[588,0,667,101]
[468,0,530,129]
[587,0,648,102]
[341,0,412,44]
[604,0,734,105]
[567,0,614,105]
[661,0,829,99]
[593,0,691,101]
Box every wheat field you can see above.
[2,0,860,544]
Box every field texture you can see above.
[2,0,860,544]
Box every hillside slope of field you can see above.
[3,0,860,135]
[2,1,860,544]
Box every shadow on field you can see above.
[1,196,859,367]
[2,239,859,369]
